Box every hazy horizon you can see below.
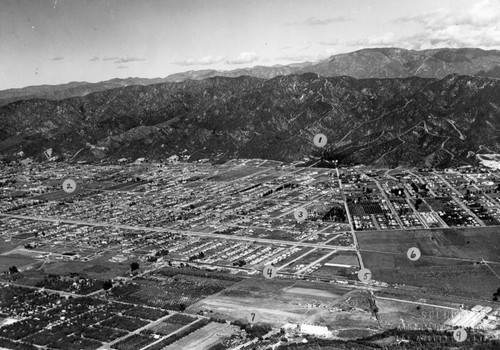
[1,0,499,90]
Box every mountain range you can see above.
[2,47,500,106]
[1,71,499,167]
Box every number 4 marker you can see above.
[263,265,277,279]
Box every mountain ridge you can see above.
[2,47,500,106]
[1,73,499,167]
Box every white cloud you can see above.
[225,52,259,65]
[287,16,352,26]
[389,0,500,50]
[102,56,146,64]
[175,55,225,66]
[348,32,397,47]
[277,53,323,62]
[114,57,146,64]
[319,39,339,46]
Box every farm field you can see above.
[0,254,35,272]
[357,227,500,300]
[375,297,459,330]
[357,227,500,262]
[110,269,242,311]
[324,252,359,267]
[187,277,354,327]
[161,322,238,350]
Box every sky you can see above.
[1,0,500,90]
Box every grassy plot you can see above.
[0,254,35,273]
[187,277,354,328]
[375,298,458,331]
[357,227,500,300]
[161,322,238,350]
[358,227,500,263]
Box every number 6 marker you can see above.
[407,247,421,261]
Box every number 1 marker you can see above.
[313,134,327,148]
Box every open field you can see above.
[358,227,500,263]
[357,227,500,301]
[187,277,360,328]
[0,254,36,273]
[161,322,238,350]
[375,297,459,330]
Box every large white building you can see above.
[299,323,331,337]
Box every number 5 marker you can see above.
[357,268,372,282]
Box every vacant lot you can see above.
[161,322,238,350]
[0,254,35,273]
[187,277,353,327]
[358,227,500,263]
[357,227,500,300]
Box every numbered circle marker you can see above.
[247,311,260,323]
[357,268,372,282]
[407,247,421,261]
[294,207,308,222]
[453,328,467,342]
[262,265,277,279]
[313,133,327,148]
[62,179,77,193]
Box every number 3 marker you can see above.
[294,207,308,222]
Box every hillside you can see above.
[1,73,499,167]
